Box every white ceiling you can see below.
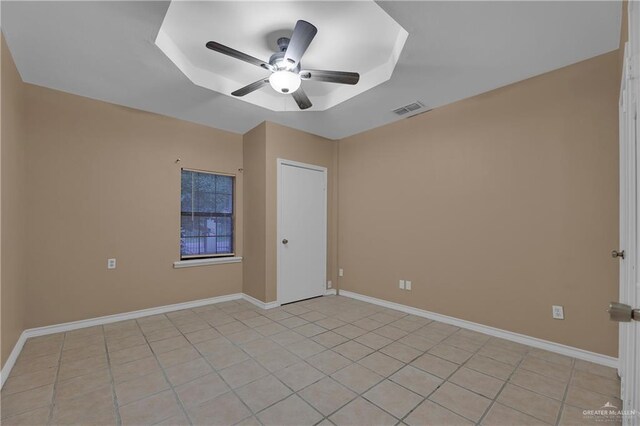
[1,1,621,139]
[156,1,407,111]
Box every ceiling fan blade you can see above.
[291,88,312,110]
[299,69,360,85]
[283,20,317,68]
[231,78,270,97]
[206,41,273,71]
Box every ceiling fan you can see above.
[206,20,360,110]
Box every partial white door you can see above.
[277,159,327,305]
[617,10,640,422]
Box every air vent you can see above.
[392,101,425,116]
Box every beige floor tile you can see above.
[111,356,160,383]
[368,312,398,325]
[389,365,442,397]
[143,326,181,342]
[488,338,530,355]
[254,321,287,336]
[333,341,374,361]
[155,411,191,426]
[293,323,328,338]
[10,353,59,377]
[58,354,108,381]
[2,367,57,395]
[334,324,369,339]
[176,320,211,334]
[20,339,63,360]
[358,352,404,377]
[286,339,326,359]
[270,330,305,346]
[398,333,438,352]
[565,385,622,410]
[528,348,573,367]
[390,318,424,332]
[443,334,484,352]
[156,346,201,369]
[405,400,473,426]
[242,315,275,328]
[520,355,572,382]
[240,337,281,357]
[279,316,310,329]
[192,336,235,356]
[63,333,105,350]
[252,346,300,372]
[175,372,230,407]
[478,345,524,366]
[61,342,106,363]
[571,369,620,398]
[331,363,383,393]
[205,345,250,370]
[184,328,222,344]
[482,402,550,425]
[108,343,153,365]
[312,331,350,348]
[450,367,504,399]
[164,357,213,386]
[1,406,51,426]
[227,329,263,344]
[510,369,566,400]
[429,382,491,422]
[258,394,323,426]
[373,325,408,340]
[411,353,458,379]
[308,350,352,375]
[106,335,146,353]
[354,332,393,350]
[149,335,191,354]
[55,368,112,401]
[429,344,473,364]
[119,389,181,425]
[51,385,115,425]
[329,397,397,426]
[275,361,325,391]
[236,375,292,412]
[464,354,515,380]
[1,384,54,419]
[363,379,422,419]
[574,359,619,380]
[219,359,269,388]
[497,383,561,424]
[456,329,491,344]
[380,341,422,363]
[187,391,252,426]
[115,370,169,405]
[351,318,382,331]
[300,311,326,322]
[299,377,356,416]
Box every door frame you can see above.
[276,158,328,305]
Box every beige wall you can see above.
[1,35,28,367]
[243,121,338,303]
[23,83,244,328]
[242,123,267,302]
[338,51,620,356]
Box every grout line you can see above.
[101,325,123,426]
[46,333,66,425]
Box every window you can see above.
[180,169,234,259]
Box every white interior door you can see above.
[277,159,327,305]
[617,6,640,422]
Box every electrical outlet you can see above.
[405,280,412,290]
[107,258,117,270]
[327,281,332,289]
[399,280,405,289]
[339,268,344,277]
[552,305,564,320]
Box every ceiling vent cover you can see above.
[393,101,425,116]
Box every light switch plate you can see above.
[339,269,344,277]
[552,305,564,320]
[107,258,116,270]
[405,280,412,290]
[399,280,405,289]
[327,281,332,289]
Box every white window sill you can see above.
[173,256,242,269]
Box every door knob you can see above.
[282,239,288,244]
[608,302,639,322]
[612,250,625,259]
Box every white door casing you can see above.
[277,159,327,305]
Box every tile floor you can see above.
[1,295,621,426]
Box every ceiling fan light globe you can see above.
[269,70,301,94]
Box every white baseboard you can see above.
[340,290,618,369]
[1,333,27,388]
[325,288,337,295]
[242,293,280,310]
